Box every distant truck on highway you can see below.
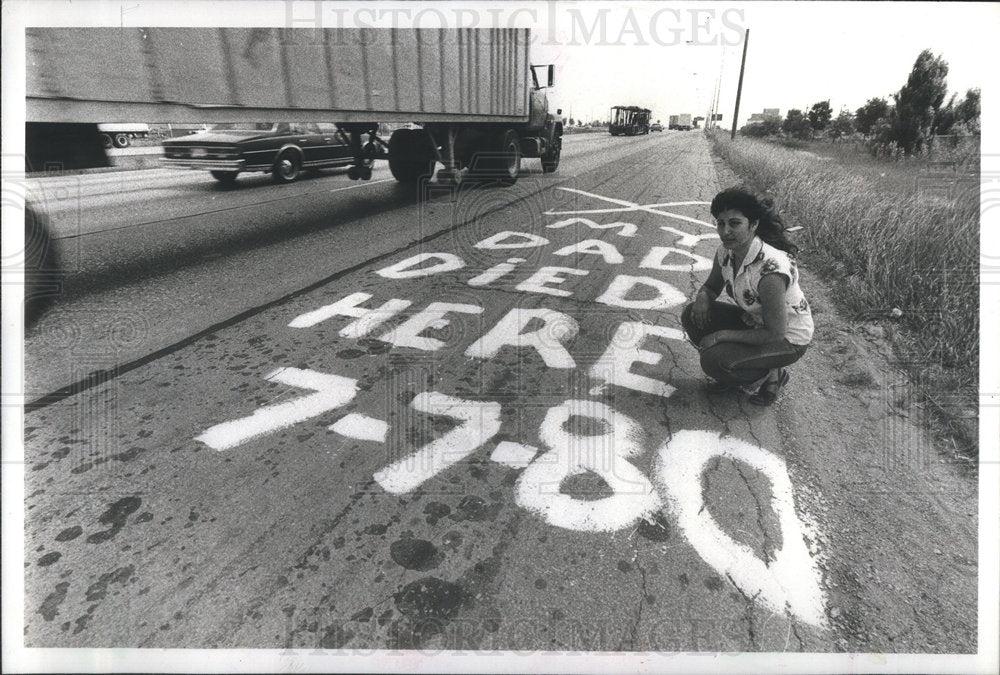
[668,114,693,131]
[25,27,563,186]
[609,106,651,136]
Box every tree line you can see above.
[741,49,980,157]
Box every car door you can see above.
[289,122,323,167]
[315,123,351,165]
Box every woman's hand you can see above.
[691,294,712,329]
[692,261,724,330]
[698,332,720,351]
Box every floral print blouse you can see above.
[715,236,814,345]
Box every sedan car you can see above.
[161,122,367,183]
[650,123,664,132]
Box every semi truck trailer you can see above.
[25,27,563,185]
[668,114,693,131]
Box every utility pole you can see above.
[731,29,749,140]
[710,51,724,130]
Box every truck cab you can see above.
[528,64,555,130]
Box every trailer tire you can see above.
[493,129,521,185]
[388,130,415,182]
[361,141,378,169]
[272,150,302,183]
[211,170,239,184]
[100,133,114,149]
[113,133,131,148]
[541,132,562,173]
[388,129,436,183]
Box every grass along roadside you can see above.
[709,131,979,457]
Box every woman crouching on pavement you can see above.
[681,187,814,405]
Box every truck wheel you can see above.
[388,129,436,183]
[388,130,416,182]
[113,133,131,148]
[388,130,411,181]
[100,133,113,149]
[211,170,239,184]
[272,150,302,183]
[494,129,521,185]
[541,133,562,173]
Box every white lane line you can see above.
[549,187,717,229]
[329,178,394,193]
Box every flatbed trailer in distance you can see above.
[608,105,651,136]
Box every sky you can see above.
[8,0,997,130]
[529,1,999,126]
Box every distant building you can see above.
[745,108,781,126]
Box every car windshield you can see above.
[207,123,277,131]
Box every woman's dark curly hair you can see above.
[710,187,799,256]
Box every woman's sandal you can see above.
[749,369,789,406]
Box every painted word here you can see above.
[290,292,685,399]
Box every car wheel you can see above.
[113,133,131,148]
[210,170,239,184]
[24,205,60,326]
[272,150,302,183]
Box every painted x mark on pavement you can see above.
[546,187,719,248]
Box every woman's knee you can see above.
[699,347,729,381]
[680,303,696,333]
[681,303,706,344]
